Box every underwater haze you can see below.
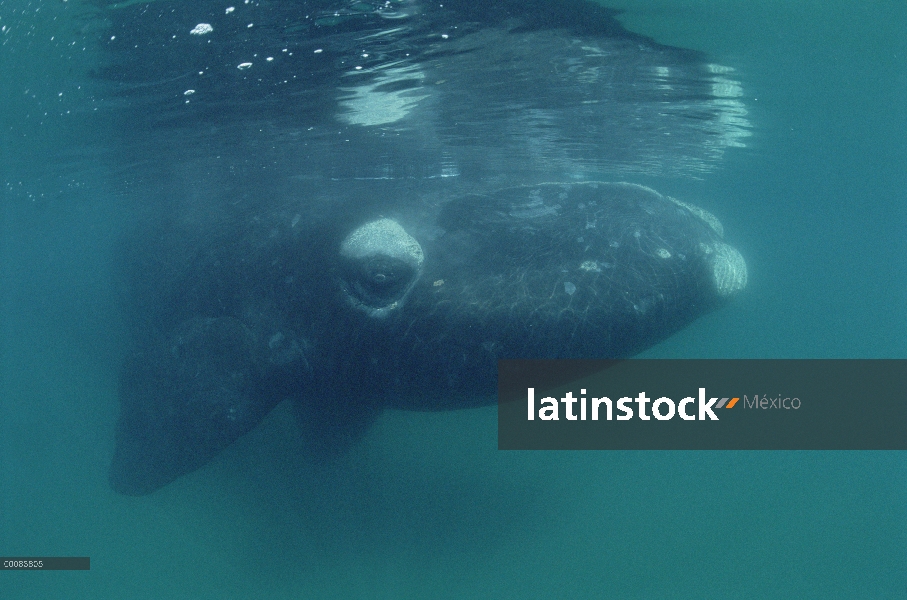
[1,0,905,598]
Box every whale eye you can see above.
[339,219,424,317]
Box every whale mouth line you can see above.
[339,218,425,317]
[339,259,423,318]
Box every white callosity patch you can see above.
[674,197,747,298]
[666,195,724,238]
[340,218,424,267]
[337,63,429,126]
[579,260,601,272]
[340,219,425,318]
[709,242,748,297]
[190,23,213,35]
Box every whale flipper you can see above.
[110,317,287,495]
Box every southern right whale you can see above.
[110,181,745,495]
[97,0,751,494]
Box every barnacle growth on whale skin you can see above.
[339,218,425,318]
[706,241,747,297]
[673,198,747,298]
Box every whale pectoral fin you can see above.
[292,393,381,461]
[109,317,281,495]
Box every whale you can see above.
[110,181,745,494]
[99,0,750,494]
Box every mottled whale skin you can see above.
[99,0,751,494]
[110,182,745,495]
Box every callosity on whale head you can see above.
[350,182,747,411]
[338,218,425,318]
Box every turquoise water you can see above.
[1,0,905,598]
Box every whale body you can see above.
[100,0,750,494]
